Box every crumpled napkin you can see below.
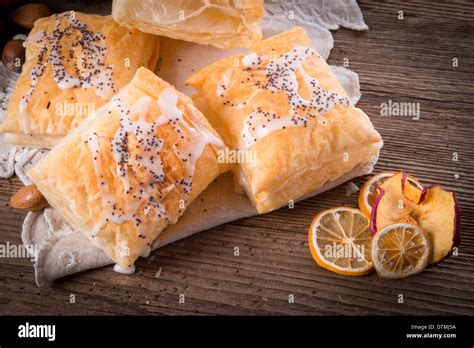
[263,0,368,60]
[0,0,371,286]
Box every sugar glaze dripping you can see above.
[217,46,350,149]
[86,88,223,272]
[87,95,169,238]
[20,12,116,132]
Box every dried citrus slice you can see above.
[358,172,423,217]
[371,223,430,279]
[308,207,373,276]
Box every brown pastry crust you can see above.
[28,68,229,268]
[1,12,160,148]
[188,27,383,213]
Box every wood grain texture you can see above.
[0,0,473,315]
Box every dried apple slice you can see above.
[371,172,460,265]
[370,173,421,232]
[358,171,423,218]
[415,185,461,264]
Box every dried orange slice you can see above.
[371,223,430,279]
[358,172,423,217]
[308,207,373,276]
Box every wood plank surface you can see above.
[0,0,473,315]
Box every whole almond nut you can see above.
[10,185,49,211]
[10,3,51,30]
[2,39,25,72]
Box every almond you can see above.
[2,39,25,72]
[10,3,51,30]
[10,185,49,211]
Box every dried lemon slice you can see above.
[371,223,430,279]
[358,172,423,217]
[308,207,373,276]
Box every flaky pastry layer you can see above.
[188,27,383,213]
[28,68,229,268]
[112,0,264,49]
[1,12,160,148]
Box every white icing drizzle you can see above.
[155,89,224,209]
[84,88,223,272]
[88,95,169,238]
[24,29,47,46]
[119,240,129,258]
[218,46,350,149]
[242,52,260,69]
[20,12,116,132]
[113,263,136,274]
[112,96,166,193]
[216,68,233,99]
[241,46,350,148]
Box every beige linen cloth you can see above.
[0,0,374,286]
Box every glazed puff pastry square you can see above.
[112,0,264,49]
[0,12,160,148]
[28,67,229,271]
[188,27,383,214]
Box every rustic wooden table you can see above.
[1,0,473,315]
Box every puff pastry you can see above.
[112,0,264,49]
[1,11,160,148]
[28,67,229,272]
[188,27,383,214]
